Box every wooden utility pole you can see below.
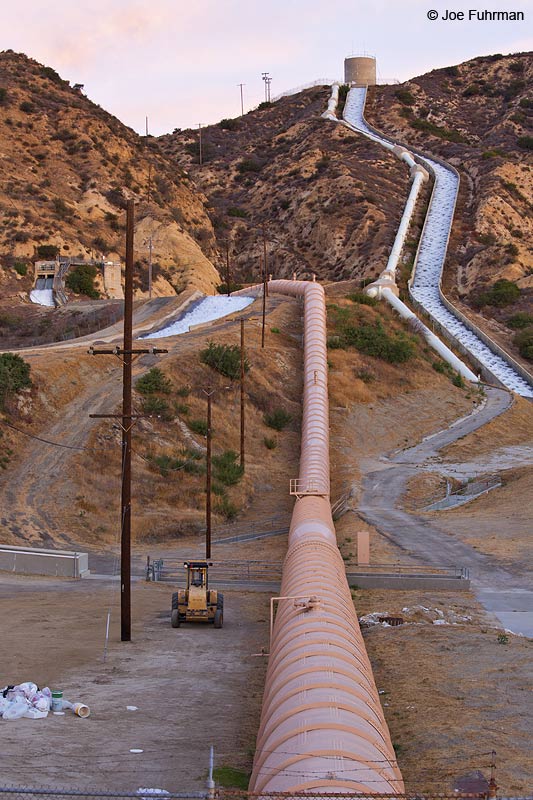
[88,200,167,643]
[262,224,269,298]
[120,203,134,641]
[204,388,213,559]
[261,226,267,349]
[225,240,231,297]
[148,235,153,300]
[240,319,245,467]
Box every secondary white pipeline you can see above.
[382,288,478,383]
[321,82,339,118]
[341,86,533,397]
[380,163,427,283]
[321,84,477,383]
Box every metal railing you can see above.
[146,558,469,583]
[146,559,284,584]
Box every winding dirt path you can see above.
[0,296,281,549]
[359,386,533,636]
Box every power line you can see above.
[0,417,119,452]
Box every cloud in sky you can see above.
[1,0,531,134]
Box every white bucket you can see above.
[72,702,90,718]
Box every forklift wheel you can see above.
[171,609,181,628]
[214,609,223,629]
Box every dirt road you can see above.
[1,575,269,793]
[359,386,533,636]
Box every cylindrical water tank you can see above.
[344,56,376,86]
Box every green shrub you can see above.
[153,454,180,477]
[65,264,99,299]
[264,408,292,431]
[518,136,533,150]
[219,118,239,130]
[342,321,415,363]
[346,291,378,307]
[336,84,349,115]
[327,335,343,349]
[19,101,35,113]
[0,353,32,410]
[506,312,533,330]
[0,88,7,104]
[513,327,533,361]
[189,418,208,436]
[482,149,505,159]
[227,207,248,218]
[212,450,243,486]
[519,98,533,109]
[452,373,465,388]
[257,101,272,111]
[395,89,415,105]
[410,117,467,143]
[213,767,249,790]
[263,436,277,450]
[216,282,243,294]
[52,197,73,219]
[36,244,59,259]
[176,386,190,397]
[141,396,173,420]
[200,341,249,380]
[474,279,520,308]
[13,262,28,276]
[215,496,239,521]
[432,361,448,374]
[237,158,264,173]
[270,327,280,334]
[136,367,172,395]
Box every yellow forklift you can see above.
[171,561,223,628]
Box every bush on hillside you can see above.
[141,396,173,420]
[136,367,172,395]
[200,341,249,380]
[219,118,239,131]
[264,408,292,431]
[513,327,533,361]
[36,244,59,259]
[65,264,99,299]
[518,136,533,150]
[0,353,32,410]
[212,450,244,486]
[473,279,520,308]
[506,312,533,330]
[340,321,415,364]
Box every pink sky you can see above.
[1,0,531,134]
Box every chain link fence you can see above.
[2,789,531,800]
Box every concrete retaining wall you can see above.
[0,545,89,578]
[346,572,470,591]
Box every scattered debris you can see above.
[0,682,51,720]
[0,682,90,720]
[359,606,472,628]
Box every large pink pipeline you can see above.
[240,280,404,794]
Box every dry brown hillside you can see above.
[158,87,414,285]
[0,50,220,297]
[366,52,533,306]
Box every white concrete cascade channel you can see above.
[336,86,533,399]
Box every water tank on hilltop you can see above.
[344,56,376,86]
